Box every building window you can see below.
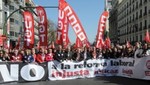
[132,4,134,11]
[133,36,135,42]
[140,35,142,41]
[132,0,134,3]
[3,0,8,6]
[130,16,131,23]
[10,18,14,23]
[136,12,138,19]
[144,20,147,29]
[15,32,18,37]
[10,31,14,36]
[9,5,14,10]
[136,1,138,9]
[133,14,135,21]
[140,22,142,31]
[139,0,142,6]
[139,9,142,18]
[144,0,147,3]
[15,20,19,25]
[136,36,138,41]
[144,6,147,15]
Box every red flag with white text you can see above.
[56,0,70,48]
[96,11,109,48]
[23,11,34,49]
[36,6,48,47]
[59,0,90,47]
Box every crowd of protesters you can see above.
[0,41,150,63]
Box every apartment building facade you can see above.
[0,0,39,48]
[109,0,150,44]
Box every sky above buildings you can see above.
[34,0,105,44]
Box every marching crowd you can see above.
[0,41,150,63]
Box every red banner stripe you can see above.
[96,11,109,48]
[36,6,48,47]
[23,11,34,49]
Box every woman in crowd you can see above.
[11,49,22,62]
[36,47,46,63]
[2,49,10,61]
[45,48,54,62]
[31,48,37,62]
[23,49,34,63]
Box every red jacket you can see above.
[11,54,22,62]
[36,53,46,63]
[45,53,54,61]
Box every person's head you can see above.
[0,50,4,57]
[44,49,48,54]
[14,49,19,55]
[48,48,53,53]
[58,45,62,51]
[39,47,45,53]
[20,49,25,55]
[67,46,71,51]
[31,48,36,54]
[25,49,31,55]
[135,42,141,48]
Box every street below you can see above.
[2,77,150,85]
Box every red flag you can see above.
[0,35,7,46]
[56,0,70,48]
[104,37,111,49]
[23,11,34,49]
[97,38,104,49]
[144,30,150,43]
[59,0,90,46]
[74,37,83,48]
[96,11,109,48]
[36,6,48,47]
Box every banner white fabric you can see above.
[48,57,150,80]
[0,57,150,83]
